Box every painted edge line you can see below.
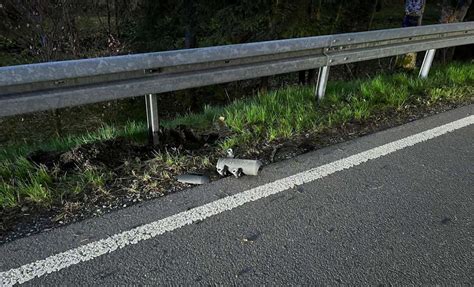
[1,115,473,286]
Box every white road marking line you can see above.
[1,115,473,286]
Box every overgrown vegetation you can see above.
[2,0,469,67]
[0,63,473,232]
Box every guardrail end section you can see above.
[145,94,160,145]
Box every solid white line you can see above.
[1,115,473,286]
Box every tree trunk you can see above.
[439,0,472,62]
[259,76,269,94]
[308,0,316,20]
[403,0,426,27]
[299,71,306,85]
[183,0,197,110]
[367,0,380,30]
[330,1,344,34]
[440,0,472,23]
[184,0,197,49]
[106,0,112,35]
[307,69,317,85]
[114,0,120,38]
[397,0,426,71]
[316,0,322,21]
[299,0,321,86]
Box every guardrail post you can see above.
[315,66,330,100]
[145,94,160,145]
[419,49,436,78]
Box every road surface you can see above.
[1,105,473,285]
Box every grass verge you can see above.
[168,62,473,148]
[1,63,473,232]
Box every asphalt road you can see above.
[1,105,473,285]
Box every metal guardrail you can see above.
[1,22,473,143]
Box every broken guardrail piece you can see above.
[216,158,263,178]
[175,174,210,185]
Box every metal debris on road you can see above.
[175,174,210,185]
[216,158,263,178]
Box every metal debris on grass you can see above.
[175,173,210,185]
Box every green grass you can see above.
[1,63,472,211]
[217,63,473,148]
[0,121,148,162]
[0,122,146,210]
[163,63,472,150]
